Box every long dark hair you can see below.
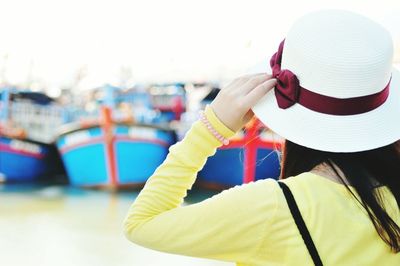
[280,140,400,252]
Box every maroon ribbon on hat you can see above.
[270,40,391,115]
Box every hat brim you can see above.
[252,67,400,152]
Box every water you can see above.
[0,184,232,266]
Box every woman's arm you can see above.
[124,74,278,263]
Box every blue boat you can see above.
[0,88,66,182]
[0,136,63,182]
[56,113,176,189]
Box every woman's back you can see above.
[266,173,399,265]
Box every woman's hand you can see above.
[210,73,277,132]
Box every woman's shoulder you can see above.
[280,172,347,190]
[222,173,342,214]
[218,178,281,202]
[269,172,349,211]
[233,173,328,203]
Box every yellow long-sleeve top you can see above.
[123,107,400,266]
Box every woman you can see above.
[124,10,400,265]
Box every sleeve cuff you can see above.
[204,105,236,139]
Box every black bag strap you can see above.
[278,181,323,266]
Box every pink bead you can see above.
[199,111,229,146]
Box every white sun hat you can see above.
[252,9,400,152]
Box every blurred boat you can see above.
[0,88,65,182]
[56,107,176,189]
[149,83,186,122]
[0,135,63,182]
[198,119,283,189]
[56,85,178,189]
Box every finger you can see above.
[234,73,269,87]
[227,73,271,97]
[224,77,242,89]
[243,78,277,108]
[219,75,249,93]
[221,73,270,98]
[240,72,269,82]
[241,73,273,94]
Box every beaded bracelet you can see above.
[199,111,230,145]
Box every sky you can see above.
[0,0,399,95]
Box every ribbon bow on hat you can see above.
[268,39,390,114]
[270,40,300,109]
